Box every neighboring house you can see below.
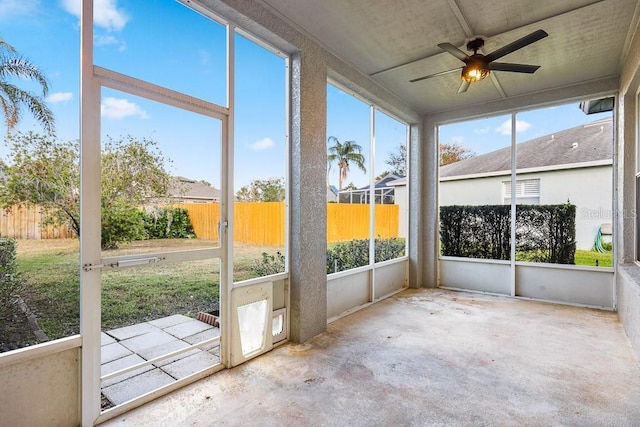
[169,176,221,203]
[439,119,613,250]
[386,176,408,239]
[327,184,338,202]
[338,173,404,204]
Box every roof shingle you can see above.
[440,119,612,178]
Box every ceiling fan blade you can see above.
[485,29,548,63]
[410,67,462,83]
[457,80,470,94]
[488,62,541,73]
[438,42,469,62]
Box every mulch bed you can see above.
[0,305,41,353]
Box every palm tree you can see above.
[327,136,366,191]
[0,40,54,134]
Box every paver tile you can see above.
[101,354,154,387]
[149,314,193,329]
[183,328,220,351]
[161,351,219,379]
[165,319,212,339]
[106,322,158,341]
[101,332,116,346]
[102,369,175,405]
[101,342,133,364]
[137,339,200,367]
[119,329,177,353]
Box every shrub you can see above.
[143,207,196,239]
[327,239,369,273]
[516,203,575,264]
[0,238,23,321]
[251,238,406,277]
[375,237,406,263]
[251,252,285,276]
[101,202,146,249]
[327,238,406,274]
[440,203,576,264]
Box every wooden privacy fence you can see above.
[327,203,399,242]
[0,205,75,239]
[175,202,285,245]
[177,202,399,245]
[2,202,399,244]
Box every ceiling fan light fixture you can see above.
[461,64,489,82]
[411,29,548,93]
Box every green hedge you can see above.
[326,238,405,274]
[440,204,576,264]
[250,238,406,277]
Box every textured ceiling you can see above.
[257,0,639,115]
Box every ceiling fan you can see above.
[410,29,548,94]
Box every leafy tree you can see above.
[0,40,54,134]
[0,132,171,248]
[236,177,285,202]
[100,135,171,248]
[0,132,79,233]
[375,171,390,181]
[101,135,171,211]
[327,136,366,191]
[385,144,406,175]
[440,142,475,166]
[343,182,358,191]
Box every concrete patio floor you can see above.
[102,288,640,426]
[101,314,220,406]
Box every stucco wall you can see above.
[439,165,613,250]
[440,175,505,206]
[616,14,640,361]
[0,338,80,426]
[617,266,640,357]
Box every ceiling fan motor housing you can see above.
[466,37,485,53]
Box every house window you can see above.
[503,179,540,204]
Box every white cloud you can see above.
[251,137,275,151]
[46,92,73,103]
[0,0,39,20]
[95,35,117,45]
[474,127,490,134]
[450,136,464,145]
[495,119,531,136]
[95,34,126,51]
[101,97,148,120]
[199,50,211,66]
[61,0,129,32]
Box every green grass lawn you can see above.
[15,239,280,341]
[574,249,612,267]
[515,249,612,267]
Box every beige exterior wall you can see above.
[393,185,408,239]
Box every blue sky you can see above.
[439,104,612,157]
[327,84,408,188]
[0,0,611,191]
[0,0,288,189]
